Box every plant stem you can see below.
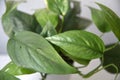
[105,41,119,52]
[40,73,47,80]
[78,63,118,80]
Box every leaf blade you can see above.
[35,9,58,28]
[2,61,35,75]
[0,71,20,80]
[89,7,111,33]
[2,1,41,37]
[45,0,69,15]
[7,31,78,74]
[47,30,105,60]
[97,3,120,40]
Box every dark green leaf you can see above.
[97,3,120,40]
[45,0,69,15]
[0,71,20,80]
[47,30,105,60]
[71,0,81,14]
[35,9,58,28]
[40,22,57,37]
[7,31,78,74]
[2,1,41,37]
[90,7,111,33]
[63,16,91,31]
[2,61,35,75]
[103,44,120,73]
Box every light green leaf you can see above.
[35,9,58,28]
[97,3,120,40]
[90,7,111,33]
[7,31,78,74]
[2,1,41,37]
[40,22,57,37]
[47,30,105,60]
[0,71,20,80]
[2,61,35,75]
[45,0,69,15]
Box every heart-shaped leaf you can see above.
[0,71,20,80]
[45,0,69,15]
[2,61,35,75]
[2,1,41,37]
[90,7,111,33]
[7,31,78,74]
[47,30,105,60]
[97,3,120,40]
[35,9,58,28]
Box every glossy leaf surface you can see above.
[103,44,120,73]
[2,1,41,37]
[45,0,69,15]
[90,7,111,33]
[47,30,105,60]
[35,9,58,28]
[2,61,35,75]
[7,31,77,74]
[97,3,120,40]
[0,71,19,80]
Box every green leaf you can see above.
[103,44,120,73]
[0,71,20,80]
[70,0,81,14]
[45,0,69,15]
[47,30,105,60]
[60,49,90,65]
[2,1,41,37]
[89,7,111,33]
[63,16,91,31]
[2,61,35,75]
[40,22,57,37]
[35,9,58,28]
[97,3,120,40]
[7,31,78,74]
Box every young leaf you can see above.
[90,7,111,33]
[45,0,69,15]
[0,71,20,80]
[46,30,105,60]
[2,1,41,37]
[35,9,58,28]
[97,3,120,40]
[2,61,35,75]
[7,31,78,74]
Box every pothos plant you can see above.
[0,0,120,80]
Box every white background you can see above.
[0,0,120,80]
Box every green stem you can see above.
[79,64,101,78]
[78,63,118,80]
[40,73,47,80]
[97,64,119,80]
[100,33,104,37]
[105,41,119,52]
[58,15,64,33]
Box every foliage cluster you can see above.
[0,0,120,80]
